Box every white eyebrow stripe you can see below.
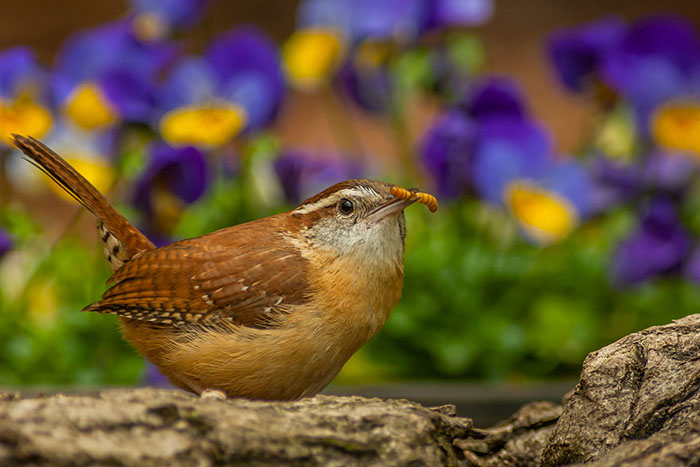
[293,187,379,215]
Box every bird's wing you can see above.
[84,228,311,329]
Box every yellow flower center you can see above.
[282,27,344,91]
[504,180,578,246]
[652,102,700,158]
[47,156,114,202]
[65,82,119,130]
[159,103,247,148]
[0,98,52,145]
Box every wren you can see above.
[13,134,438,400]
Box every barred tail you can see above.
[12,134,154,264]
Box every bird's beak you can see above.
[367,198,416,222]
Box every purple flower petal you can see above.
[612,198,690,286]
[54,21,177,123]
[56,21,177,82]
[206,27,284,129]
[134,143,209,214]
[588,156,641,214]
[421,110,475,198]
[541,160,593,218]
[98,70,156,123]
[337,60,392,113]
[274,150,363,204]
[463,76,526,121]
[642,152,695,193]
[426,0,494,29]
[158,58,218,112]
[600,16,700,126]
[348,0,427,41]
[547,16,625,92]
[472,117,553,204]
[298,0,427,43]
[0,46,44,100]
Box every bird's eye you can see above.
[338,198,354,215]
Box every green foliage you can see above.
[347,203,697,382]
[0,236,142,386]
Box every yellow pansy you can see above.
[504,180,578,246]
[65,82,119,130]
[0,98,52,145]
[282,27,344,90]
[159,103,247,148]
[47,155,115,202]
[652,102,700,158]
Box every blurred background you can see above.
[1,0,700,420]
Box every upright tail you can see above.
[12,134,154,268]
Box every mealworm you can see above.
[390,186,438,212]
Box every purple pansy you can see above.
[274,150,363,204]
[422,74,593,217]
[422,76,553,200]
[205,28,285,130]
[133,143,210,215]
[548,16,625,93]
[160,27,284,131]
[53,21,177,123]
[600,16,700,127]
[0,229,11,259]
[612,198,691,286]
[471,117,553,203]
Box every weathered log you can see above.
[542,314,700,466]
[0,389,473,466]
[4,314,700,466]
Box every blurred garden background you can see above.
[1,0,700,392]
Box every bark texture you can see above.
[542,314,700,466]
[3,314,700,466]
[0,389,474,466]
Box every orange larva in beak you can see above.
[390,186,439,212]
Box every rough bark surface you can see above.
[457,400,562,466]
[3,314,700,466]
[0,389,474,466]
[542,314,700,466]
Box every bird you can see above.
[12,134,438,400]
